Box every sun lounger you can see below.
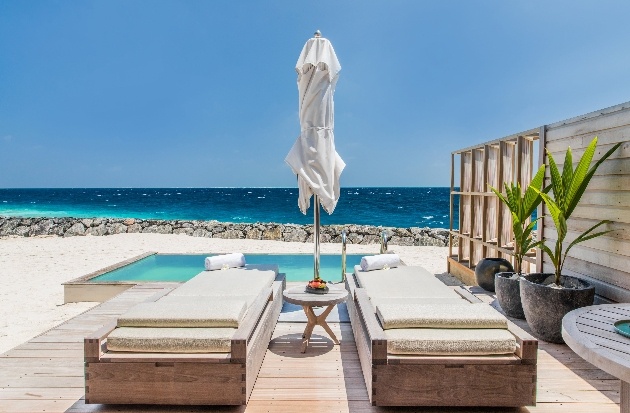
[345,265,537,407]
[84,264,285,405]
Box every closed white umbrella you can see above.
[286,30,345,282]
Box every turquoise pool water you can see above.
[89,254,363,283]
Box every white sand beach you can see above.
[0,233,449,354]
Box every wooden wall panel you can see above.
[542,217,630,241]
[541,102,630,302]
[545,108,630,142]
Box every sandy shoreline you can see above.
[0,233,449,354]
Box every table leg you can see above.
[301,306,317,353]
[622,381,630,413]
[299,304,341,352]
[317,305,339,345]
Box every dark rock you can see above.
[192,228,209,237]
[127,223,142,233]
[173,228,194,236]
[0,216,452,247]
[64,223,86,237]
[86,224,106,236]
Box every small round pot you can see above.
[475,258,514,292]
[495,272,525,319]
[520,273,595,343]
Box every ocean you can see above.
[0,187,457,229]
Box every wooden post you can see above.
[481,145,490,257]
[449,152,455,272]
[536,125,546,273]
[458,152,465,263]
[497,141,505,258]
[470,149,476,268]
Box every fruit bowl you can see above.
[305,279,329,294]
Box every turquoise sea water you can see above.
[90,253,363,283]
[0,187,457,228]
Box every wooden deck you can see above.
[0,283,622,412]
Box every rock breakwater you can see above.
[0,217,454,247]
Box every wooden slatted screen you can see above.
[448,130,538,284]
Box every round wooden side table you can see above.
[283,285,348,353]
[563,304,630,413]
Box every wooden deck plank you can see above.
[0,283,623,412]
[0,387,84,400]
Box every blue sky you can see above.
[1,1,629,188]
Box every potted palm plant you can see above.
[520,136,621,343]
[489,164,547,319]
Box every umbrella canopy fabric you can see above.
[285,36,345,215]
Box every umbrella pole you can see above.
[314,194,321,280]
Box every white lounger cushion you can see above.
[376,303,508,330]
[117,300,248,328]
[107,327,236,353]
[158,294,260,308]
[385,328,517,356]
[170,265,277,298]
[370,296,467,308]
[354,265,461,300]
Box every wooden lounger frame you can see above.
[345,273,538,407]
[84,274,285,405]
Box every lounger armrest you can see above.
[345,272,360,299]
[231,275,284,363]
[507,320,538,363]
[355,288,387,365]
[275,272,287,291]
[84,319,117,362]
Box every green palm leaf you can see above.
[561,146,573,210]
[565,220,613,258]
[547,151,564,208]
[536,190,563,238]
[505,183,518,214]
[523,165,546,217]
[539,243,558,270]
[564,138,597,216]
[489,185,508,206]
[565,140,622,217]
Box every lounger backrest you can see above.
[169,264,278,298]
[353,265,461,300]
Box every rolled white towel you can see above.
[204,253,246,271]
[360,254,400,271]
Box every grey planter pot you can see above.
[520,273,595,343]
[474,258,514,292]
[495,272,526,319]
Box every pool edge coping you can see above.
[63,251,158,286]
